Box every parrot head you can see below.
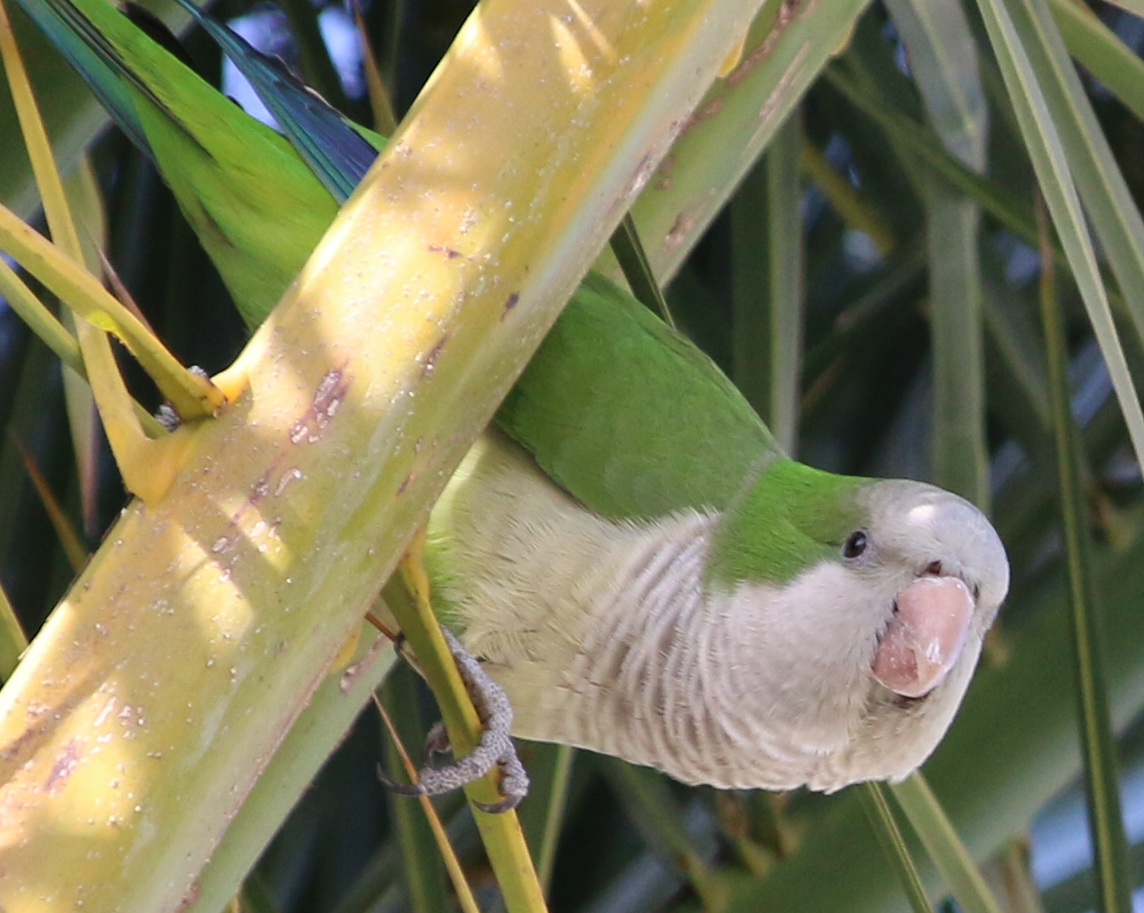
[709,464,1009,791]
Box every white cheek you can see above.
[753,563,891,666]
[722,563,903,749]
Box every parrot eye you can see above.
[842,529,868,559]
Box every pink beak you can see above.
[872,575,975,698]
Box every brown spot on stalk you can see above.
[248,471,271,504]
[43,739,81,795]
[694,98,723,123]
[422,334,449,378]
[726,0,813,87]
[217,367,348,556]
[665,211,696,249]
[289,367,352,445]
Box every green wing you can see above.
[167,0,382,203]
[14,0,341,327]
[497,273,781,519]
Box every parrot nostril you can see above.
[925,560,943,576]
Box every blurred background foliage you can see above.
[4,0,1144,911]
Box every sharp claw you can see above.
[474,793,522,814]
[473,753,530,813]
[424,720,451,760]
[378,626,529,811]
[377,763,429,797]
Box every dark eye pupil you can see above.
[843,530,868,558]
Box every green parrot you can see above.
[17,0,1009,793]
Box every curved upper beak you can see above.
[872,575,975,698]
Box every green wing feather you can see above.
[14,0,340,326]
[498,272,781,518]
[166,0,381,203]
[23,0,787,519]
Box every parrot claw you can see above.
[155,404,181,432]
[471,752,530,813]
[380,627,529,812]
[423,720,451,759]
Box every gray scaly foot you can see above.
[380,627,529,812]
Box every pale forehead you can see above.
[906,501,939,526]
[863,480,1010,600]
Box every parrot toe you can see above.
[379,627,529,812]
